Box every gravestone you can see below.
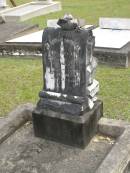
[33,15,103,148]
[93,17,130,68]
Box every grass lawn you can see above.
[0,57,130,121]
[0,0,130,120]
[8,0,130,28]
[0,57,42,117]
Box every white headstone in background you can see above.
[93,27,130,48]
[0,0,6,7]
[47,19,59,27]
[100,17,130,30]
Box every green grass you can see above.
[0,57,42,116]
[8,0,130,28]
[7,0,31,6]
[15,0,130,28]
[96,66,130,121]
[0,57,130,121]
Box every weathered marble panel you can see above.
[100,17,130,30]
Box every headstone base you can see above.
[32,100,103,148]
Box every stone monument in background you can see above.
[32,15,103,148]
[0,0,61,22]
[0,0,6,8]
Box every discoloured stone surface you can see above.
[42,27,95,96]
[94,50,129,68]
[97,118,130,173]
[98,118,130,138]
[0,117,6,129]
[0,105,130,173]
[7,30,43,43]
[96,128,130,173]
[0,122,114,173]
[124,161,130,173]
[94,41,130,68]
[0,22,39,44]
[0,103,34,144]
[0,14,5,23]
[33,19,100,148]
[0,43,42,56]
[33,100,103,148]
[38,25,98,114]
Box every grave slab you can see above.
[93,17,130,67]
[0,123,114,173]
[93,28,130,67]
[4,26,130,68]
[7,27,130,49]
[93,27,130,49]
[0,104,130,173]
[1,25,95,57]
[93,27,130,68]
[0,22,39,44]
[7,30,43,43]
[0,1,61,22]
[100,17,130,30]
[6,25,96,44]
[94,45,130,68]
[0,7,9,12]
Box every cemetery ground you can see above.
[7,0,130,28]
[0,57,130,121]
[0,1,130,173]
[0,0,130,120]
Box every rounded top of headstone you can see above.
[57,14,79,30]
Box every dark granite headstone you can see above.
[33,15,103,148]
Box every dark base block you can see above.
[37,98,88,116]
[32,100,103,148]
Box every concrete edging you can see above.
[0,103,34,144]
[0,105,130,173]
[97,118,130,173]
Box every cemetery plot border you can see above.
[0,104,130,173]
